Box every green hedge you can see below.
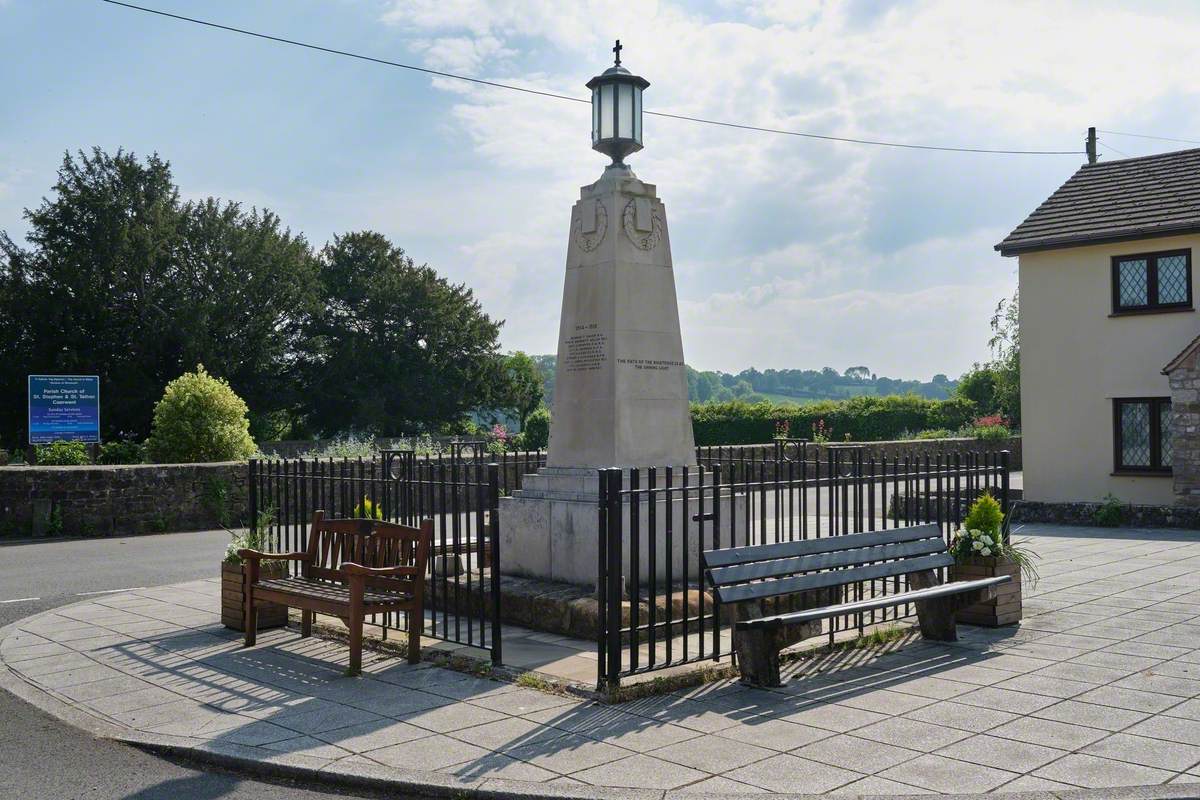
[690,395,978,446]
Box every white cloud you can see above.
[374,0,1200,376]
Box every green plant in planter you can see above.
[962,492,1004,536]
[952,493,1039,586]
[224,506,275,564]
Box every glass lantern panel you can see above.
[618,83,633,139]
[633,87,641,143]
[592,88,600,143]
[600,84,614,139]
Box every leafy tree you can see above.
[173,199,319,439]
[989,289,1021,426]
[298,232,502,435]
[492,351,544,430]
[0,148,317,444]
[955,365,998,411]
[0,148,183,442]
[523,406,551,450]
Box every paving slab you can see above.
[3,522,1200,799]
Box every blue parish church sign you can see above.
[28,375,100,444]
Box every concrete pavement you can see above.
[2,524,1199,798]
[0,529,387,799]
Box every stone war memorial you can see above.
[502,44,706,585]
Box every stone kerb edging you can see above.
[2,601,1197,800]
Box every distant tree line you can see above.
[534,356,956,408]
[0,148,536,448]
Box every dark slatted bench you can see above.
[241,511,432,676]
[703,523,1011,687]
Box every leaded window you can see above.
[1114,398,1173,473]
[1112,250,1192,313]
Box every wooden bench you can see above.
[240,511,432,676]
[703,523,1011,687]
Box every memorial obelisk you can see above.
[547,42,696,468]
[501,43,697,585]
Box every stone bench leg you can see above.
[732,603,785,688]
[908,570,1000,642]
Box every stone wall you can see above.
[1167,361,1200,508]
[0,462,247,538]
[1011,499,1200,529]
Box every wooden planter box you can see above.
[221,560,289,632]
[950,556,1022,626]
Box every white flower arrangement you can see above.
[950,523,1040,587]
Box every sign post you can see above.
[28,375,101,445]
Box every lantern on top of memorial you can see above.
[587,40,649,166]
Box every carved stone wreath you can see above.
[573,201,608,252]
[622,199,664,251]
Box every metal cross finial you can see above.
[613,39,622,66]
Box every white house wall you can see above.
[1020,234,1199,505]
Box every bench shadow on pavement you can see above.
[106,617,1026,785]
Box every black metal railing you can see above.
[247,455,505,663]
[597,448,1010,686]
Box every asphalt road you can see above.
[0,530,386,800]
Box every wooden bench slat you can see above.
[702,523,942,569]
[708,538,947,586]
[254,576,413,606]
[737,575,1012,629]
[715,551,955,604]
[242,512,431,676]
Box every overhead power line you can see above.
[1098,129,1200,146]
[100,0,1082,156]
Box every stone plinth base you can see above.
[499,467,743,587]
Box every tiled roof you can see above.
[996,148,1200,256]
[1164,332,1200,375]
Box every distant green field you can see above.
[749,389,880,406]
[751,392,822,406]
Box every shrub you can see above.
[0,448,9,466]
[970,424,1012,441]
[915,428,953,439]
[523,406,551,450]
[96,440,144,465]
[35,440,90,466]
[1093,493,1123,527]
[963,492,1004,537]
[486,424,508,456]
[690,395,979,446]
[146,365,257,463]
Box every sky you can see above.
[4,1,1200,381]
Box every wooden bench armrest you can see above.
[340,562,420,578]
[237,549,308,562]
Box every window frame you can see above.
[1112,397,1173,475]
[1110,248,1193,315]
